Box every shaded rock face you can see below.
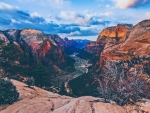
[3,29,21,42]
[1,80,150,113]
[50,35,89,50]
[50,35,91,55]
[50,35,76,47]
[84,42,104,57]
[0,31,9,45]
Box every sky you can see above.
[0,0,150,41]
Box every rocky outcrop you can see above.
[84,42,103,57]
[77,24,132,63]
[118,20,150,58]
[79,24,132,62]
[0,31,9,45]
[68,20,150,106]
[97,24,132,44]
[19,29,67,66]
[1,80,150,113]
[0,29,77,87]
[1,29,75,68]
[98,20,150,68]
[3,29,21,42]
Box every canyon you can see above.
[0,19,150,113]
[67,20,150,106]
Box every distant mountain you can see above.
[74,39,91,48]
[0,29,75,87]
[49,35,91,55]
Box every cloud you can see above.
[54,0,63,5]
[0,6,45,24]
[145,12,150,19]
[0,2,18,10]
[59,11,112,26]
[113,0,149,9]
[59,11,92,25]
[0,2,111,38]
[30,12,41,17]
[105,4,110,8]
[18,0,70,8]
[100,12,112,16]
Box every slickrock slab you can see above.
[0,80,150,113]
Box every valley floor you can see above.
[51,53,92,89]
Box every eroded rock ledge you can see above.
[0,80,150,113]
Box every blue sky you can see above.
[0,0,150,40]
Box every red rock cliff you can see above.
[98,20,150,68]
[84,42,103,57]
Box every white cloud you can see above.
[100,11,112,16]
[31,12,41,17]
[11,19,16,23]
[60,11,92,25]
[105,5,110,8]
[24,20,32,24]
[58,31,81,38]
[145,12,150,19]
[113,0,149,9]
[0,2,18,10]
[69,31,81,36]
[18,0,69,8]
[54,0,63,5]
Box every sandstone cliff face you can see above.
[1,80,150,113]
[97,24,132,45]
[68,20,150,105]
[0,29,76,83]
[2,29,69,67]
[118,20,150,58]
[0,31,9,45]
[98,20,150,67]
[84,42,103,57]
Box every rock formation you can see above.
[68,20,150,105]
[0,29,77,89]
[98,20,150,67]
[50,35,90,55]
[1,80,150,113]
[84,42,104,57]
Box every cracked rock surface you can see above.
[0,80,150,113]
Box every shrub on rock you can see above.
[0,79,19,104]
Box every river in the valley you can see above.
[69,53,92,78]
[51,53,92,89]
